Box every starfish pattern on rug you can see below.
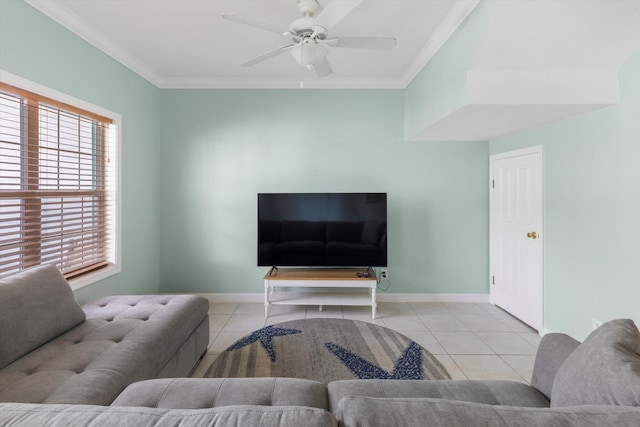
[325,341,424,380]
[226,325,302,362]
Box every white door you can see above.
[490,146,543,330]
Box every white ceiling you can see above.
[21,0,640,140]
[470,0,640,70]
[427,0,640,141]
[25,0,478,89]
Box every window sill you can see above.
[68,263,121,291]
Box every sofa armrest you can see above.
[530,333,580,399]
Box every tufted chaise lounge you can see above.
[0,265,209,405]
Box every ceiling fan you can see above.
[223,0,397,77]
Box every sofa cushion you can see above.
[0,402,337,427]
[0,265,86,369]
[529,332,581,400]
[112,378,328,410]
[551,319,640,407]
[328,379,549,417]
[0,294,209,405]
[337,396,640,427]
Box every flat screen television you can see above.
[258,193,387,267]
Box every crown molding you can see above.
[25,0,165,87]
[155,77,407,90]
[25,0,479,89]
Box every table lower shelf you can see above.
[268,291,373,306]
[263,268,378,319]
[265,290,377,319]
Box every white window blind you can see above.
[0,82,116,280]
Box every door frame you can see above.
[489,145,544,330]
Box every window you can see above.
[0,80,118,283]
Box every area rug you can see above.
[204,318,450,384]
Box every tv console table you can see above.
[263,268,377,319]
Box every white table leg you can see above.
[264,281,269,318]
[371,285,377,319]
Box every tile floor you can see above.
[191,302,541,384]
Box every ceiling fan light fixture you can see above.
[291,41,329,67]
[224,0,393,78]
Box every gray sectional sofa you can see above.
[1,265,639,426]
[0,265,210,405]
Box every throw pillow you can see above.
[0,264,86,369]
[550,319,640,407]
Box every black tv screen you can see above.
[257,193,387,267]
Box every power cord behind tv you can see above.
[370,267,391,292]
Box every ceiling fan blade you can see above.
[222,13,284,35]
[313,0,362,32]
[313,58,333,77]
[240,44,297,67]
[326,36,397,51]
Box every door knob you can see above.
[527,231,538,239]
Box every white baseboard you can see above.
[196,293,490,304]
[196,293,264,303]
[377,293,489,303]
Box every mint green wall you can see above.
[2,0,635,339]
[490,52,640,340]
[158,89,489,294]
[0,0,161,303]
[2,0,491,300]
[404,1,496,139]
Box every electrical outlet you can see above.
[379,269,388,279]
[592,318,603,331]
